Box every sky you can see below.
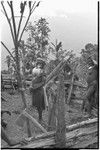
[0,0,98,70]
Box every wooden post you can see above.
[55,71,66,148]
[67,63,78,104]
[48,93,57,131]
[67,73,75,104]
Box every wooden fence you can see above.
[11,118,98,148]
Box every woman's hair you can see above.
[36,62,45,69]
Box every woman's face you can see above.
[37,64,41,69]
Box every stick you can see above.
[23,110,48,134]
[66,118,97,131]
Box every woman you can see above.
[30,58,46,122]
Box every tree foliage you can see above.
[46,40,76,76]
[25,17,51,58]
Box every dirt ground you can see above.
[1,89,97,148]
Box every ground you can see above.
[1,88,97,148]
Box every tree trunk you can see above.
[15,45,31,137]
[15,45,27,107]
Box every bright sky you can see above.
[1,0,97,32]
[36,0,97,15]
[0,0,98,70]
[1,0,97,22]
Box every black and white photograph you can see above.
[1,0,99,148]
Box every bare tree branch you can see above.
[17,2,26,39]
[1,1,15,44]
[18,10,31,42]
[31,1,36,13]
[18,1,39,42]
[31,1,40,14]
[8,1,17,41]
[7,1,10,7]
[17,14,24,39]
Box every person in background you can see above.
[82,59,98,116]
